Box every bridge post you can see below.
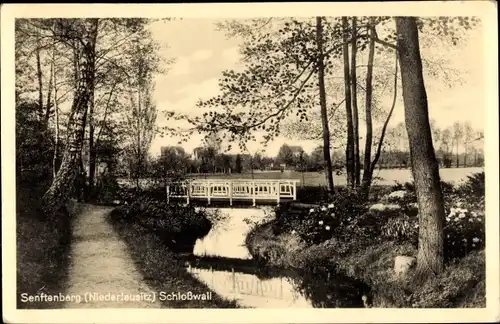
[207,181,211,205]
[293,181,297,201]
[186,182,190,205]
[232,268,235,291]
[229,181,233,206]
[276,181,280,205]
[166,185,170,204]
[252,181,256,207]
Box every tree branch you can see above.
[372,27,398,50]
[370,51,399,174]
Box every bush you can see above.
[295,186,330,204]
[455,172,485,204]
[111,196,212,253]
[381,214,419,245]
[273,190,372,246]
[380,201,484,261]
[91,174,122,204]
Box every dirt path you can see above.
[64,204,161,308]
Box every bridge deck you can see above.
[166,179,299,206]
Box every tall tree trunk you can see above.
[456,140,460,168]
[135,87,142,189]
[45,53,54,125]
[35,29,44,120]
[363,52,399,195]
[463,144,467,167]
[87,85,96,200]
[42,19,99,216]
[342,17,355,189]
[52,44,60,179]
[396,17,445,277]
[361,22,376,194]
[351,17,360,187]
[316,16,335,193]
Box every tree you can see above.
[16,18,166,208]
[316,17,335,192]
[234,154,242,173]
[309,146,325,171]
[160,146,190,181]
[203,132,222,173]
[122,36,159,188]
[360,22,400,194]
[350,17,361,187]
[396,16,446,277]
[342,17,355,189]
[163,18,355,193]
[452,121,463,168]
[440,127,453,167]
[276,143,295,167]
[462,121,474,167]
[41,19,100,215]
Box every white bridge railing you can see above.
[166,179,299,206]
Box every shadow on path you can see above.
[64,204,161,308]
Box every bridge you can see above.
[166,179,299,206]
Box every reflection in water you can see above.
[187,265,313,308]
[190,207,366,308]
[193,207,272,259]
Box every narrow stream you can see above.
[186,207,366,308]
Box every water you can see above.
[193,207,271,259]
[186,265,312,308]
[188,208,366,308]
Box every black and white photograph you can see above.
[2,2,499,324]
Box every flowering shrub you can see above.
[444,206,485,260]
[381,203,484,260]
[273,191,371,245]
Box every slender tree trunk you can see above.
[136,87,142,189]
[463,144,468,167]
[316,17,335,193]
[361,22,376,194]
[456,140,460,168]
[342,17,355,189]
[52,45,60,179]
[42,19,99,216]
[351,17,360,187]
[35,29,44,120]
[45,50,54,125]
[87,85,96,199]
[396,17,445,277]
[365,52,399,194]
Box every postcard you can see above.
[2,2,499,323]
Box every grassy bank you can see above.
[16,184,75,309]
[108,210,240,308]
[245,219,485,308]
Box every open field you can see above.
[120,167,484,189]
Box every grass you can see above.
[118,167,482,189]
[187,167,483,187]
[16,183,75,309]
[245,220,486,308]
[108,211,240,308]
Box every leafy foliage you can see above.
[16,99,54,186]
[112,195,212,253]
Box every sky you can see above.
[148,18,485,158]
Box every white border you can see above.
[2,2,499,323]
